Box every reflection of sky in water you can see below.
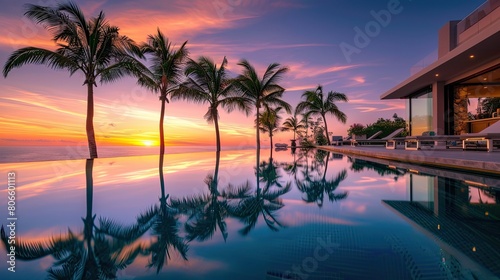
[0,149,498,279]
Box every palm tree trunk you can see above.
[255,104,260,191]
[213,108,221,152]
[84,159,94,263]
[322,113,331,145]
[213,150,220,191]
[86,84,98,158]
[269,133,273,151]
[270,141,273,160]
[159,95,166,200]
[322,152,330,181]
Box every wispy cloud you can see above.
[105,0,270,42]
[1,89,86,118]
[289,63,362,79]
[348,98,405,113]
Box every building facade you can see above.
[381,0,500,136]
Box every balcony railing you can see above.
[457,0,500,34]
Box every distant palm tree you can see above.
[257,106,284,149]
[3,2,143,158]
[234,60,291,188]
[282,115,306,141]
[296,85,348,145]
[235,60,291,150]
[173,56,251,151]
[137,29,188,192]
[300,113,313,141]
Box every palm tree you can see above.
[300,113,313,141]
[235,60,291,150]
[282,115,306,141]
[235,60,291,188]
[3,2,143,158]
[296,85,348,145]
[172,56,251,151]
[137,29,188,193]
[257,106,284,149]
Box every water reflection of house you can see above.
[331,153,344,160]
[382,0,500,136]
[383,174,500,279]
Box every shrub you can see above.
[347,114,408,138]
[348,123,365,136]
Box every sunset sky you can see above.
[0,0,485,147]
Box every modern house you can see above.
[381,0,500,136]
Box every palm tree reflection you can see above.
[146,162,189,273]
[348,156,406,180]
[1,159,151,279]
[297,150,348,208]
[228,150,291,235]
[170,151,251,242]
[281,148,313,181]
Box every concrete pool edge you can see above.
[317,145,500,177]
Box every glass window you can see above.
[407,174,434,210]
[409,89,433,136]
[450,67,500,133]
[460,67,500,119]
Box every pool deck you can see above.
[317,145,500,176]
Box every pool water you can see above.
[0,148,499,279]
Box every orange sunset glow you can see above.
[1,1,499,279]
[0,0,485,149]
[0,0,427,149]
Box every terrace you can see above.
[318,145,500,177]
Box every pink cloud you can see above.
[352,76,366,84]
[289,63,362,79]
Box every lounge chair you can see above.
[385,128,405,149]
[460,120,500,152]
[351,131,382,146]
[404,131,461,150]
[351,128,404,148]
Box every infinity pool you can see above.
[1,148,499,279]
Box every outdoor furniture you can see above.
[460,120,500,152]
[332,136,343,146]
[348,128,404,149]
[404,131,461,150]
[351,131,382,146]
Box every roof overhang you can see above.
[381,22,500,100]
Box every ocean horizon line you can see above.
[0,145,265,164]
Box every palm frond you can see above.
[3,47,79,77]
[169,194,208,214]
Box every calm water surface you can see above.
[0,148,499,279]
